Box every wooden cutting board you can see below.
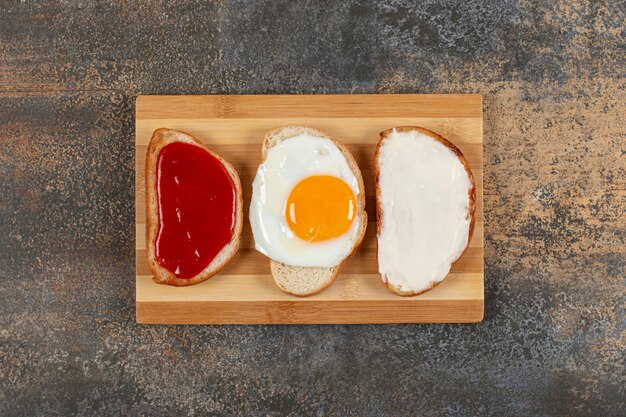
[135,94,483,324]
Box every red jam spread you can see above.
[155,142,236,278]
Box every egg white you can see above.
[249,133,361,267]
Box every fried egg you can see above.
[249,133,362,267]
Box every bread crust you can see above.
[375,126,476,297]
[261,126,368,297]
[145,128,243,286]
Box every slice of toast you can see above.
[145,128,243,286]
[262,126,368,296]
[375,126,476,296]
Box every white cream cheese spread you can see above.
[377,129,473,294]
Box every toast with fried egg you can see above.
[252,126,368,296]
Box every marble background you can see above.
[1,1,624,416]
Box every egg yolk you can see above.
[285,175,356,242]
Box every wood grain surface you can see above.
[135,94,484,324]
